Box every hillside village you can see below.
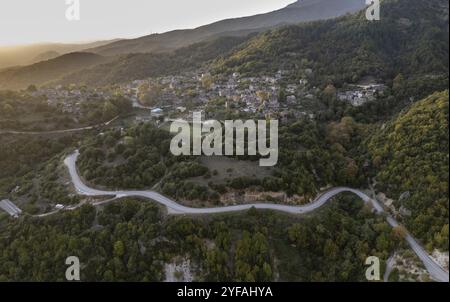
[32,68,387,125]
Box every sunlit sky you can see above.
[0,0,295,46]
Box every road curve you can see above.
[64,150,449,282]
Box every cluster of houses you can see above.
[337,83,387,107]
[28,69,387,125]
[119,69,318,122]
[32,86,113,115]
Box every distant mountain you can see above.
[0,52,109,90]
[89,0,366,56]
[57,36,249,87]
[31,51,61,63]
[0,39,121,69]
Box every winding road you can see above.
[64,150,449,282]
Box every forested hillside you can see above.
[368,91,449,251]
[0,195,398,281]
[0,52,109,90]
[213,0,449,86]
[88,0,366,56]
[57,36,250,87]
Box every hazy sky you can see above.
[0,0,295,46]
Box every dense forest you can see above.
[367,91,449,251]
[259,117,366,200]
[0,194,401,281]
[78,123,172,189]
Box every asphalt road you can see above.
[64,150,449,282]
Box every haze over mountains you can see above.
[0,0,367,90]
[54,0,447,89]
[0,40,120,69]
[0,52,109,90]
[0,0,366,69]
[88,0,366,56]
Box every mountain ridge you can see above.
[59,0,449,88]
[0,39,121,69]
[0,52,109,90]
[88,0,366,56]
